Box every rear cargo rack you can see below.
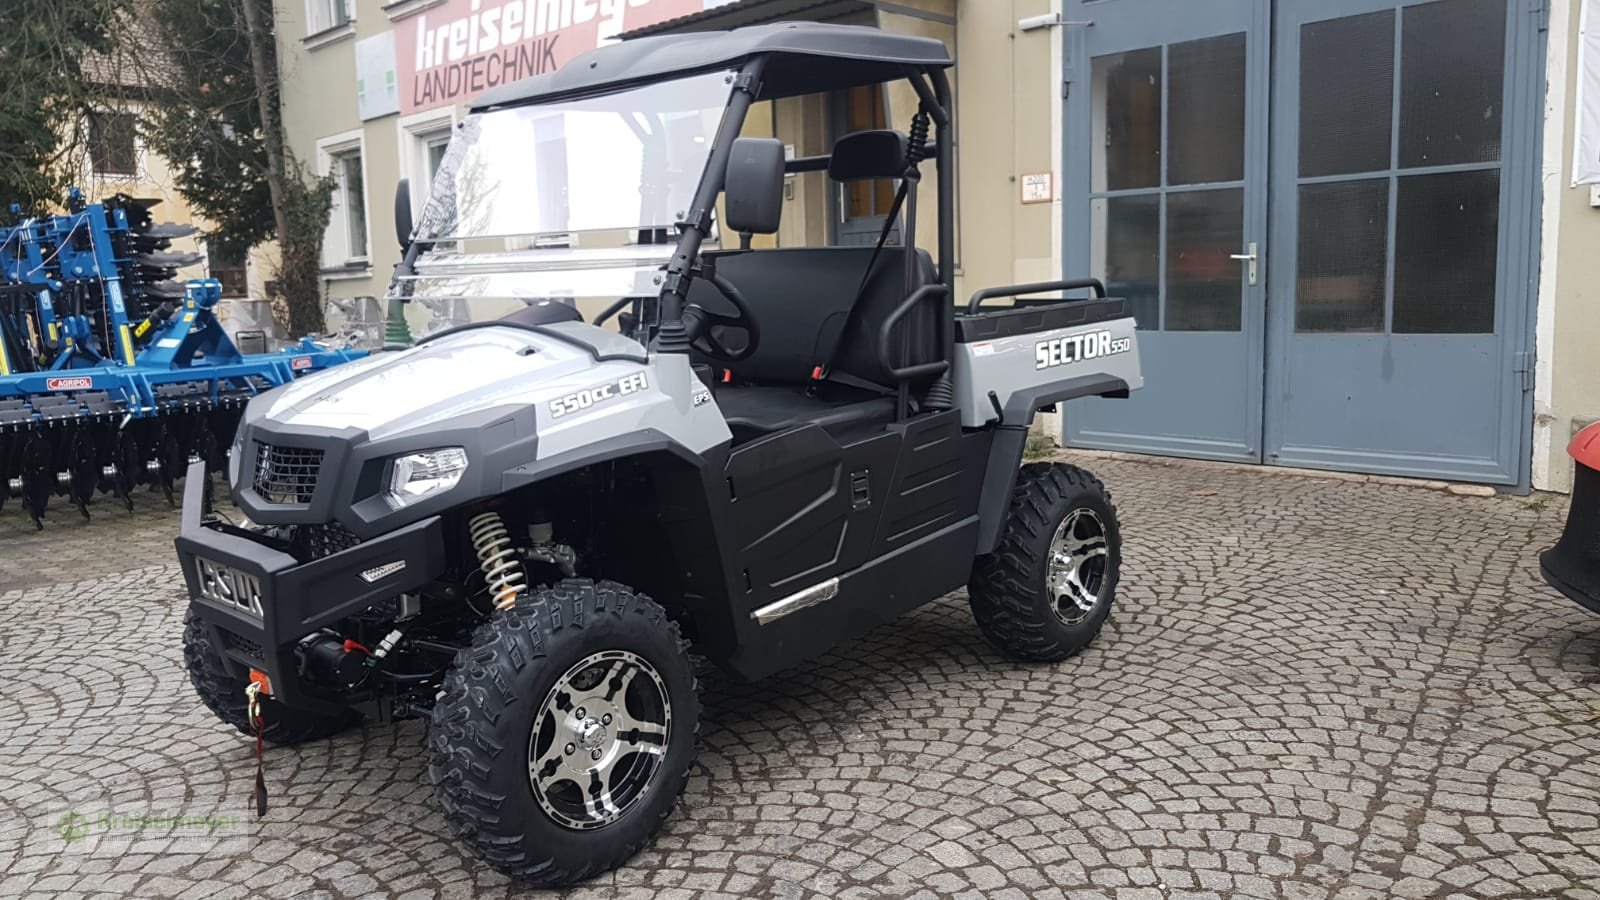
[966,278,1107,313]
[956,279,1130,343]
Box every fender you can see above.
[974,372,1131,555]
[501,428,718,491]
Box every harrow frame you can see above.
[0,191,367,528]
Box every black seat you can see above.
[688,246,932,383]
[688,128,942,443]
[688,247,936,441]
[715,386,894,445]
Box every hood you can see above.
[255,323,643,442]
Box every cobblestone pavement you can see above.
[0,488,185,591]
[1,455,1598,899]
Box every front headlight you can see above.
[227,429,245,487]
[387,447,468,507]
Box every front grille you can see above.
[253,443,323,504]
[219,628,265,663]
[292,522,362,561]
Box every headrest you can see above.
[828,130,909,182]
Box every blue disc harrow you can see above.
[0,190,367,528]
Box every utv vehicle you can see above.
[176,22,1142,886]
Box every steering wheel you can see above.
[592,296,634,328]
[683,270,760,362]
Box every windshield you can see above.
[413,70,735,243]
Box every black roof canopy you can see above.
[470,22,952,111]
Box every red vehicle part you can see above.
[1570,421,1600,471]
[1539,421,1600,615]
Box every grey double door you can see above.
[1062,0,1540,485]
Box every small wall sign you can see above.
[1021,173,1053,204]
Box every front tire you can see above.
[968,463,1121,662]
[182,607,359,745]
[428,579,699,887]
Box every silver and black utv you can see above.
[176,22,1143,886]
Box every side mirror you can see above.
[723,137,784,236]
[394,178,413,252]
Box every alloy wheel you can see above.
[1046,508,1110,626]
[526,650,672,830]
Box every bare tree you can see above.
[137,0,332,336]
[0,0,133,208]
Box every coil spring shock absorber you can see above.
[469,511,527,611]
[906,108,930,169]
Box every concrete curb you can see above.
[1036,446,1514,498]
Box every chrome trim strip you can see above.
[752,577,840,625]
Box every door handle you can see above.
[1230,242,1258,286]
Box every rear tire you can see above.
[428,579,699,887]
[182,607,359,745]
[968,463,1121,662]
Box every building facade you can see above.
[76,39,274,331]
[273,0,1599,492]
[74,59,227,301]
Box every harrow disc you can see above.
[66,427,96,521]
[19,431,51,529]
[0,433,13,514]
[192,415,220,476]
[93,424,116,496]
[112,428,140,512]
[155,423,183,508]
[0,432,15,514]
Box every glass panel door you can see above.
[1063,0,1536,485]
[1065,1,1269,461]
[1265,0,1526,483]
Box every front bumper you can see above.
[173,462,446,712]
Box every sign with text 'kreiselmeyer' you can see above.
[395,0,716,116]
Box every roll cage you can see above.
[394,23,960,408]
[637,51,956,374]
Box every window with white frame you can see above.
[398,110,455,211]
[408,129,451,211]
[319,134,369,269]
[306,0,351,35]
[424,133,449,185]
[397,110,457,248]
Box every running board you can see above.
[752,577,840,625]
